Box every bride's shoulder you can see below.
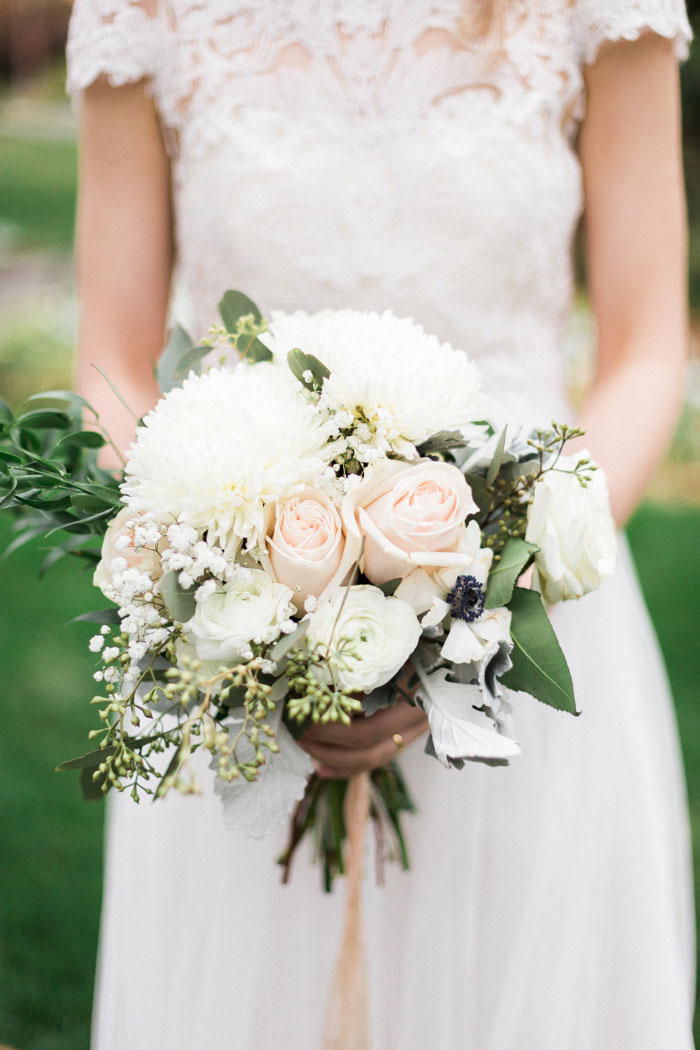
[565,0,692,65]
[66,0,165,100]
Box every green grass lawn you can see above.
[0,505,698,1049]
[0,135,77,251]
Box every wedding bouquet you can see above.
[0,290,616,886]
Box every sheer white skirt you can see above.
[92,538,696,1050]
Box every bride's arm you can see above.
[576,32,689,525]
[75,78,173,463]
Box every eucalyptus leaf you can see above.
[240,336,273,364]
[155,740,189,799]
[287,349,331,391]
[57,744,116,772]
[173,344,212,380]
[464,473,491,515]
[219,289,263,330]
[485,537,539,609]
[416,430,467,456]
[501,587,577,713]
[214,717,314,839]
[377,578,402,597]
[160,570,197,623]
[485,426,508,486]
[156,323,195,394]
[80,764,108,801]
[269,676,290,703]
[269,620,309,665]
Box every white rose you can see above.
[93,507,164,596]
[525,451,616,604]
[187,570,294,665]
[305,585,421,694]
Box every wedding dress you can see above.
[66,2,696,1047]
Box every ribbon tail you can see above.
[321,771,371,1050]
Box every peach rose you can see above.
[265,489,360,610]
[342,459,478,585]
[93,507,164,596]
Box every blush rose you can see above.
[342,459,479,585]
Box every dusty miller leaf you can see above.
[214,716,313,839]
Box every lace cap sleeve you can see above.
[66,0,162,100]
[575,0,692,64]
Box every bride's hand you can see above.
[298,674,428,779]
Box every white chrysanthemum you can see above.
[122,364,332,548]
[261,308,488,461]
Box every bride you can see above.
[67,1,695,1047]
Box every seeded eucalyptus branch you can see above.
[469,422,593,560]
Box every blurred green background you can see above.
[1,4,700,1049]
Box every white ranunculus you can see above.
[525,452,616,604]
[305,585,421,694]
[187,569,295,665]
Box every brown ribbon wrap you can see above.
[321,770,372,1050]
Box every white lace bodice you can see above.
[66,0,691,422]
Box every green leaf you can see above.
[155,740,189,799]
[69,608,121,626]
[57,744,116,772]
[160,569,197,623]
[56,430,106,451]
[173,343,211,380]
[14,409,71,431]
[486,426,508,486]
[80,764,108,802]
[287,349,331,391]
[270,619,310,665]
[416,430,466,456]
[218,289,263,331]
[501,587,577,714]
[484,537,539,609]
[0,448,23,464]
[156,323,195,394]
[377,578,402,596]
[70,492,112,513]
[240,336,273,364]
[464,473,491,515]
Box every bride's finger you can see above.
[302,700,426,749]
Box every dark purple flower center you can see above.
[446,574,485,623]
